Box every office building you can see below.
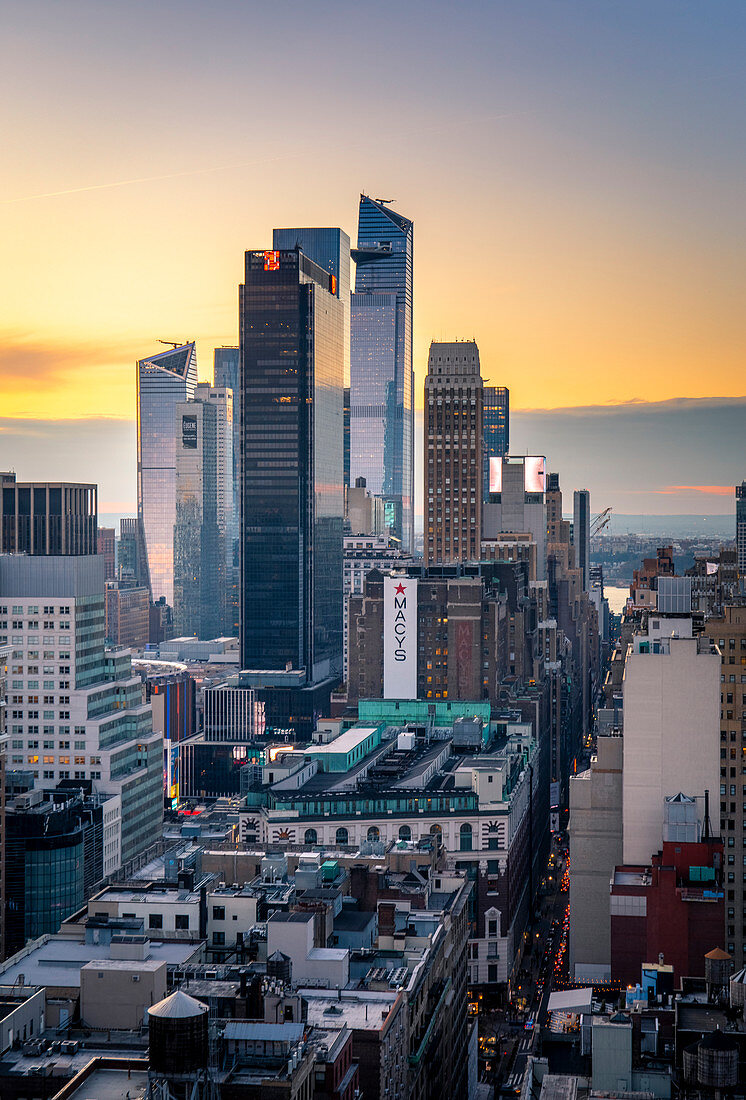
[347,561,541,707]
[425,341,484,564]
[214,347,241,635]
[1,473,97,556]
[345,477,386,537]
[737,482,746,577]
[0,643,8,959]
[0,554,162,868]
[350,196,414,551]
[239,245,344,682]
[4,782,112,957]
[173,384,234,639]
[96,527,116,579]
[622,625,720,866]
[702,605,746,959]
[136,342,198,607]
[141,670,196,805]
[272,226,350,385]
[104,580,149,650]
[573,488,591,590]
[343,535,411,680]
[483,455,548,579]
[482,386,509,502]
[569,733,623,981]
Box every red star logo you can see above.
[394,583,407,595]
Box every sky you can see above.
[1,0,745,517]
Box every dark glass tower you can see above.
[239,247,344,681]
[482,386,509,503]
[737,482,746,577]
[350,196,413,551]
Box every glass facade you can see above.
[173,398,225,638]
[136,343,197,606]
[239,247,344,681]
[351,196,414,552]
[482,386,509,503]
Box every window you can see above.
[212,906,225,921]
[398,825,412,841]
[175,914,190,930]
[148,914,163,930]
[488,919,498,937]
[367,826,380,843]
[488,965,498,983]
[304,828,318,845]
[213,931,225,946]
[335,827,348,845]
[460,823,473,851]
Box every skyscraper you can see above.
[573,488,591,590]
[136,342,197,607]
[272,227,350,387]
[239,246,344,681]
[213,348,241,636]
[1,473,97,556]
[424,341,483,565]
[482,387,509,502]
[350,196,413,552]
[173,384,234,638]
[737,482,746,576]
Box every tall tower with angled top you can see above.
[137,342,197,606]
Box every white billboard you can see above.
[524,456,546,493]
[384,575,418,698]
[488,456,503,494]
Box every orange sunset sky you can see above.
[1,1,745,516]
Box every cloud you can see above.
[652,485,735,497]
[0,330,135,390]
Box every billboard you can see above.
[488,457,503,494]
[383,576,418,698]
[524,456,546,493]
[181,415,197,449]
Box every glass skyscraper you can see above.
[482,386,509,502]
[136,342,197,607]
[239,246,344,681]
[350,196,414,552]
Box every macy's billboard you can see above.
[383,575,418,698]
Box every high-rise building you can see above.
[573,488,591,590]
[482,386,509,502]
[239,246,344,681]
[173,384,234,639]
[622,629,719,866]
[272,226,350,385]
[702,606,746,960]
[0,642,8,958]
[96,527,116,579]
[482,455,547,579]
[0,554,163,868]
[136,343,197,607]
[350,196,414,552]
[1,473,97,556]
[425,341,483,565]
[737,482,746,576]
[213,347,241,634]
[104,580,149,650]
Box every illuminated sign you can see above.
[384,576,418,698]
[524,456,546,493]
[488,457,502,494]
[263,250,280,271]
[181,414,197,449]
[330,274,337,295]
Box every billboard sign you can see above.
[524,456,546,493]
[182,415,197,449]
[384,576,418,698]
[488,457,503,494]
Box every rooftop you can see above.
[301,988,399,1031]
[62,1064,149,1099]
[0,936,202,989]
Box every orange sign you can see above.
[263,250,280,271]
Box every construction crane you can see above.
[591,507,612,536]
[155,339,186,349]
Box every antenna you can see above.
[155,339,185,348]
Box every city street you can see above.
[479,842,570,1092]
